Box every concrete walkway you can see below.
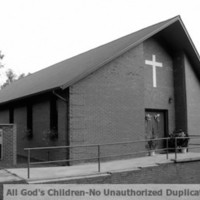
[6,152,200,183]
[0,169,22,183]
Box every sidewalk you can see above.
[0,169,23,183]
[5,152,200,183]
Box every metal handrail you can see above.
[24,135,200,179]
[24,138,168,151]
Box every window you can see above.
[9,107,14,123]
[27,104,33,131]
[50,95,58,131]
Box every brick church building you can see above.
[0,15,200,162]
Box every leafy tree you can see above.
[1,69,31,89]
[0,51,30,89]
[0,51,4,68]
[18,73,26,80]
[1,69,17,89]
[18,72,31,80]
[5,68,17,83]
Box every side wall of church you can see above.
[69,44,145,162]
[70,37,176,163]
[184,54,200,136]
[0,94,68,161]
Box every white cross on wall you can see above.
[145,55,163,88]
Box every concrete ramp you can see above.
[6,152,200,184]
[0,169,23,183]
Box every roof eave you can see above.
[178,17,200,63]
[0,87,61,107]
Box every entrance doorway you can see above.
[145,110,167,150]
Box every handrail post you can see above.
[27,149,30,179]
[175,137,177,161]
[166,138,169,159]
[98,145,101,172]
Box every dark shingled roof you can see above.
[0,15,199,104]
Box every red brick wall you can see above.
[0,124,17,166]
[185,54,200,136]
[143,38,175,135]
[0,93,69,161]
[70,38,175,162]
[24,97,67,161]
[69,44,145,162]
[69,37,176,163]
[5,98,51,159]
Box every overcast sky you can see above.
[0,0,200,80]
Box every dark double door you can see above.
[145,110,166,150]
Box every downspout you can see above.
[52,89,70,166]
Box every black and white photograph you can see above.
[1,0,200,199]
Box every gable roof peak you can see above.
[0,15,199,105]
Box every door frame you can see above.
[145,109,168,138]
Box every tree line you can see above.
[0,51,30,89]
